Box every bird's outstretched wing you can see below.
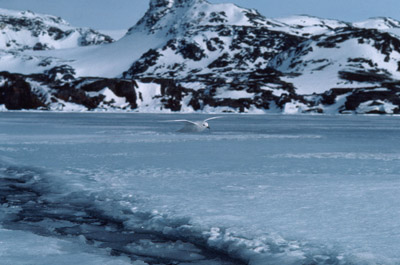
[163,119,198,126]
[204,116,222,122]
[163,119,203,132]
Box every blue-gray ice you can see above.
[1,113,400,265]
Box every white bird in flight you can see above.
[166,117,222,132]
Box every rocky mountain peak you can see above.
[131,0,209,34]
[127,0,271,38]
[0,8,69,26]
[149,0,205,8]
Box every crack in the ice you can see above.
[0,165,247,265]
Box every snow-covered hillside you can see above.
[269,28,400,94]
[0,8,115,79]
[123,0,302,80]
[0,8,113,51]
[274,15,351,36]
[1,0,400,114]
[353,17,400,36]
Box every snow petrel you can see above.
[165,117,222,132]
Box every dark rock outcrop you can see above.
[0,72,45,110]
[0,70,139,111]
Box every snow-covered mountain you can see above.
[123,0,301,80]
[270,28,400,93]
[354,17,400,31]
[0,8,115,79]
[1,0,400,114]
[0,8,113,51]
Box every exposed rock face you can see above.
[0,72,45,110]
[134,0,206,33]
[123,27,303,81]
[344,86,400,114]
[2,68,400,114]
[0,70,138,111]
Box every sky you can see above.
[0,0,399,30]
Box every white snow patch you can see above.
[370,87,390,92]
[180,95,196,113]
[283,100,309,114]
[135,82,163,111]
[260,86,289,97]
[179,82,205,91]
[49,100,88,112]
[274,15,349,36]
[215,88,254,99]
[0,77,5,87]
[89,87,130,110]
[356,100,398,114]
[320,92,352,114]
